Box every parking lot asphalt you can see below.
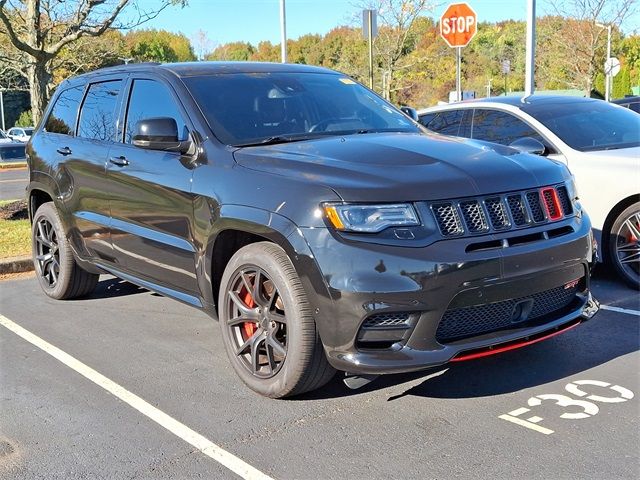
[1,267,638,479]
[0,168,28,201]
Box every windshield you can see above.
[183,72,418,146]
[525,100,640,152]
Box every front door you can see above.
[107,77,198,295]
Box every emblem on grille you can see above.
[564,279,580,290]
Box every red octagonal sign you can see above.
[440,2,477,48]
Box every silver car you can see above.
[417,96,640,288]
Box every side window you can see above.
[45,85,84,135]
[418,113,436,128]
[124,79,188,144]
[471,109,544,145]
[430,110,465,136]
[78,80,123,142]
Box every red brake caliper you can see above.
[242,288,258,339]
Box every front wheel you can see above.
[218,242,335,398]
[607,202,640,289]
[31,202,99,299]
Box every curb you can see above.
[0,162,27,170]
[0,255,33,274]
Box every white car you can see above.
[417,96,640,288]
[0,129,13,143]
[6,126,35,142]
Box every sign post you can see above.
[362,9,378,89]
[439,3,477,102]
[604,57,620,101]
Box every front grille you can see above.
[362,312,410,328]
[506,194,528,226]
[459,200,488,233]
[429,184,573,239]
[485,197,510,230]
[526,191,546,222]
[556,186,572,215]
[432,202,463,236]
[435,280,582,343]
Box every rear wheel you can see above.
[218,242,335,398]
[32,202,99,299]
[608,202,640,289]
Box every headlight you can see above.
[323,203,419,232]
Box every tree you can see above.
[0,0,186,125]
[126,30,196,63]
[360,0,437,100]
[207,41,255,61]
[543,0,637,95]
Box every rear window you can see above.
[45,85,85,135]
[78,80,123,142]
[525,100,640,151]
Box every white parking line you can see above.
[601,305,640,316]
[0,314,273,480]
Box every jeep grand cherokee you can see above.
[27,62,599,398]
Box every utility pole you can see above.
[0,89,5,132]
[368,9,374,89]
[280,0,287,63]
[524,0,536,97]
[456,47,462,102]
[597,22,612,101]
[0,88,5,132]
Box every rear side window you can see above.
[471,109,544,145]
[422,110,466,136]
[45,85,84,135]
[124,79,188,143]
[78,80,123,142]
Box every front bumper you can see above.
[298,214,599,375]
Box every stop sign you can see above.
[440,3,477,48]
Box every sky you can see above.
[136,0,638,47]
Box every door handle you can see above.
[56,146,72,156]
[109,156,130,167]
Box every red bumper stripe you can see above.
[450,321,581,362]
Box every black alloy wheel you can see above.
[218,242,335,398]
[34,217,61,288]
[225,267,288,378]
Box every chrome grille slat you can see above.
[459,200,488,233]
[484,197,510,230]
[432,202,463,236]
[506,194,529,226]
[556,186,572,215]
[526,191,546,223]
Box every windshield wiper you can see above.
[234,134,321,147]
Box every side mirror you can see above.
[509,137,547,156]
[132,117,192,154]
[400,106,419,122]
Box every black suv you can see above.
[27,62,599,397]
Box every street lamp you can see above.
[0,87,5,132]
[596,22,612,101]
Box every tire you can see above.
[32,202,99,299]
[218,242,335,398]
[607,202,640,289]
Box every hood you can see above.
[233,132,571,202]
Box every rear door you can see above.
[63,77,125,263]
[107,76,198,295]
